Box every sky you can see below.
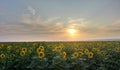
[0,0,120,41]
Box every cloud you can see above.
[111,20,120,29]
[101,20,120,32]
[20,6,91,35]
[67,17,89,29]
[19,7,101,38]
[1,15,120,40]
[20,14,64,32]
[20,12,91,35]
[20,6,68,34]
[1,5,120,41]
[27,6,36,15]
[68,17,86,24]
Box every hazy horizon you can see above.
[0,0,120,41]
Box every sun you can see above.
[69,29,76,34]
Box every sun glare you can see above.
[69,29,76,34]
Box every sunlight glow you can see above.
[69,29,76,34]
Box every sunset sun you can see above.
[69,29,76,34]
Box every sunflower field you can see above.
[0,41,120,70]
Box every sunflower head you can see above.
[39,46,44,51]
[93,48,98,51]
[0,54,5,59]
[114,48,119,52]
[88,52,93,58]
[62,52,67,58]
[84,49,89,54]
[7,46,12,50]
[37,48,43,53]
[21,48,27,52]
[38,52,44,59]
[53,47,61,52]
[72,52,78,58]
[79,52,84,57]
[20,51,25,56]
[79,48,83,52]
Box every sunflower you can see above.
[20,51,25,56]
[62,52,67,58]
[79,52,84,57]
[114,48,119,52]
[53,47,61,52]
[93,48,98,51]
[39,46,44,51]
[72,52,78,58]
[88,52,93,58]
[0,54,5,59]
[84,49,89,54]
[38,52,44,58]
[37,48,43,53]
[7,46,12,50]
[21,48,27,52]
[79,48,83,52]
[57,47,61,50]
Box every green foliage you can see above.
[0,41,120,70]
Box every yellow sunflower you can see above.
[79,52,84,57]
[88,52,93,58]
[93,48,98,51]
[37,48,43,53]
[114,48,119,52]
[84,49,89,54]
[20,51,25,56]
[39,46,44,51]
[72,52,78,58]
[79,48,83,52]
[0,54,5,59]
[38,52,44,58]
[7,46,12,50]
[62,52,67,58]
[53,47,61,52]
[21,48,27,52]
